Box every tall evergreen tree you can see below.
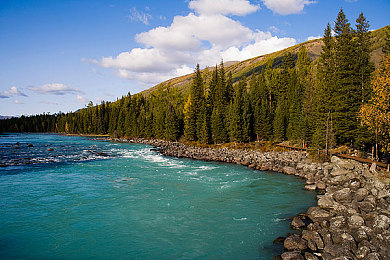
[197,99,211,144]
[229,78,245,142]
[287,69,304,141]
[355,12,374,103]
[273,100,288,141]
[184,64,204,141]
[296,47,314,142]
[165,104,180,141]
[333,8,363,144]
[211,61,229,143]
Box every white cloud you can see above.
[261,0,316,15]
[307,35,321,41]
[94,0,296,86]
[9,86,27,96]
[189,0,259,16]
[76,95,88,103]
[221,33,296,61]
[136,13,253,50]
[0,86,27,98]
[28,83,82,95]
[127,7,152,25]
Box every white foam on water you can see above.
[115,147,186,169]
[233,217,248,221]
[198,165,217,171]
[272,218,286,223]
[220,184,231,189]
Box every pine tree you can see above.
[229,78,245,142]
[183,95,196,141]
[211,105,229,143]
[242,88,253,142]
[165,104,180,141]
[183,64,204,141]
[313,23,335,150]
[287,69,304,141]
[297,47,314,142]
[333,8,361,145]
[211,61,229,143]
[251,73,272,141]
[198,99,211,144]
[355,12,374,103]
[273,100,287,141]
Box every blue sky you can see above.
[1,0,389,116]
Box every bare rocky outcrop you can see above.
[111,138,390,259]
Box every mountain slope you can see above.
[141,25,389,97]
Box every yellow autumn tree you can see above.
[359,54,390,155]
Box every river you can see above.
[0,133,316,259]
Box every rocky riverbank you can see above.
[111,138,390,260]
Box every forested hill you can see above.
[142,24,389,97]
[1,10,390,160]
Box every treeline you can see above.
[1,9,389,158]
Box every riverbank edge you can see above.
[106,137,390,260]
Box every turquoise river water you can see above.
[0,133,316,259]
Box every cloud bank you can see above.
[95,0,303,86]
[0,86,27,98]
[261,0,316,15]
[28,83,82,95]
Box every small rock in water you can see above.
[291,216,306,229]
[273,236,286,244]
[47,148,54,151]
[27,143,34,147]
[304,184,317,191]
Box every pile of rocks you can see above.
[115,138,390,259]
[281,156,390,260]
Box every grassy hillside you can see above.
[141,25,389,97]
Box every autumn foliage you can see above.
[360,54,390,152]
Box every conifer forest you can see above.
[1,9,390,160]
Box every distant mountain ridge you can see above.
[0,116,13,120]
[141,25,389,96]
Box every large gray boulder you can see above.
[330,168,350,177]
[302,230,324,251]
[291,216,306,229]
[284,234,308,251]
[355,188,369,202]
[283,166,296,175]
[333,188,352,203]
[318,196,335,210]
[281,251,304,260]
[330,216,347,230]
[308,207,334,222]
[373,214,390,232]
[348,214,365,229]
